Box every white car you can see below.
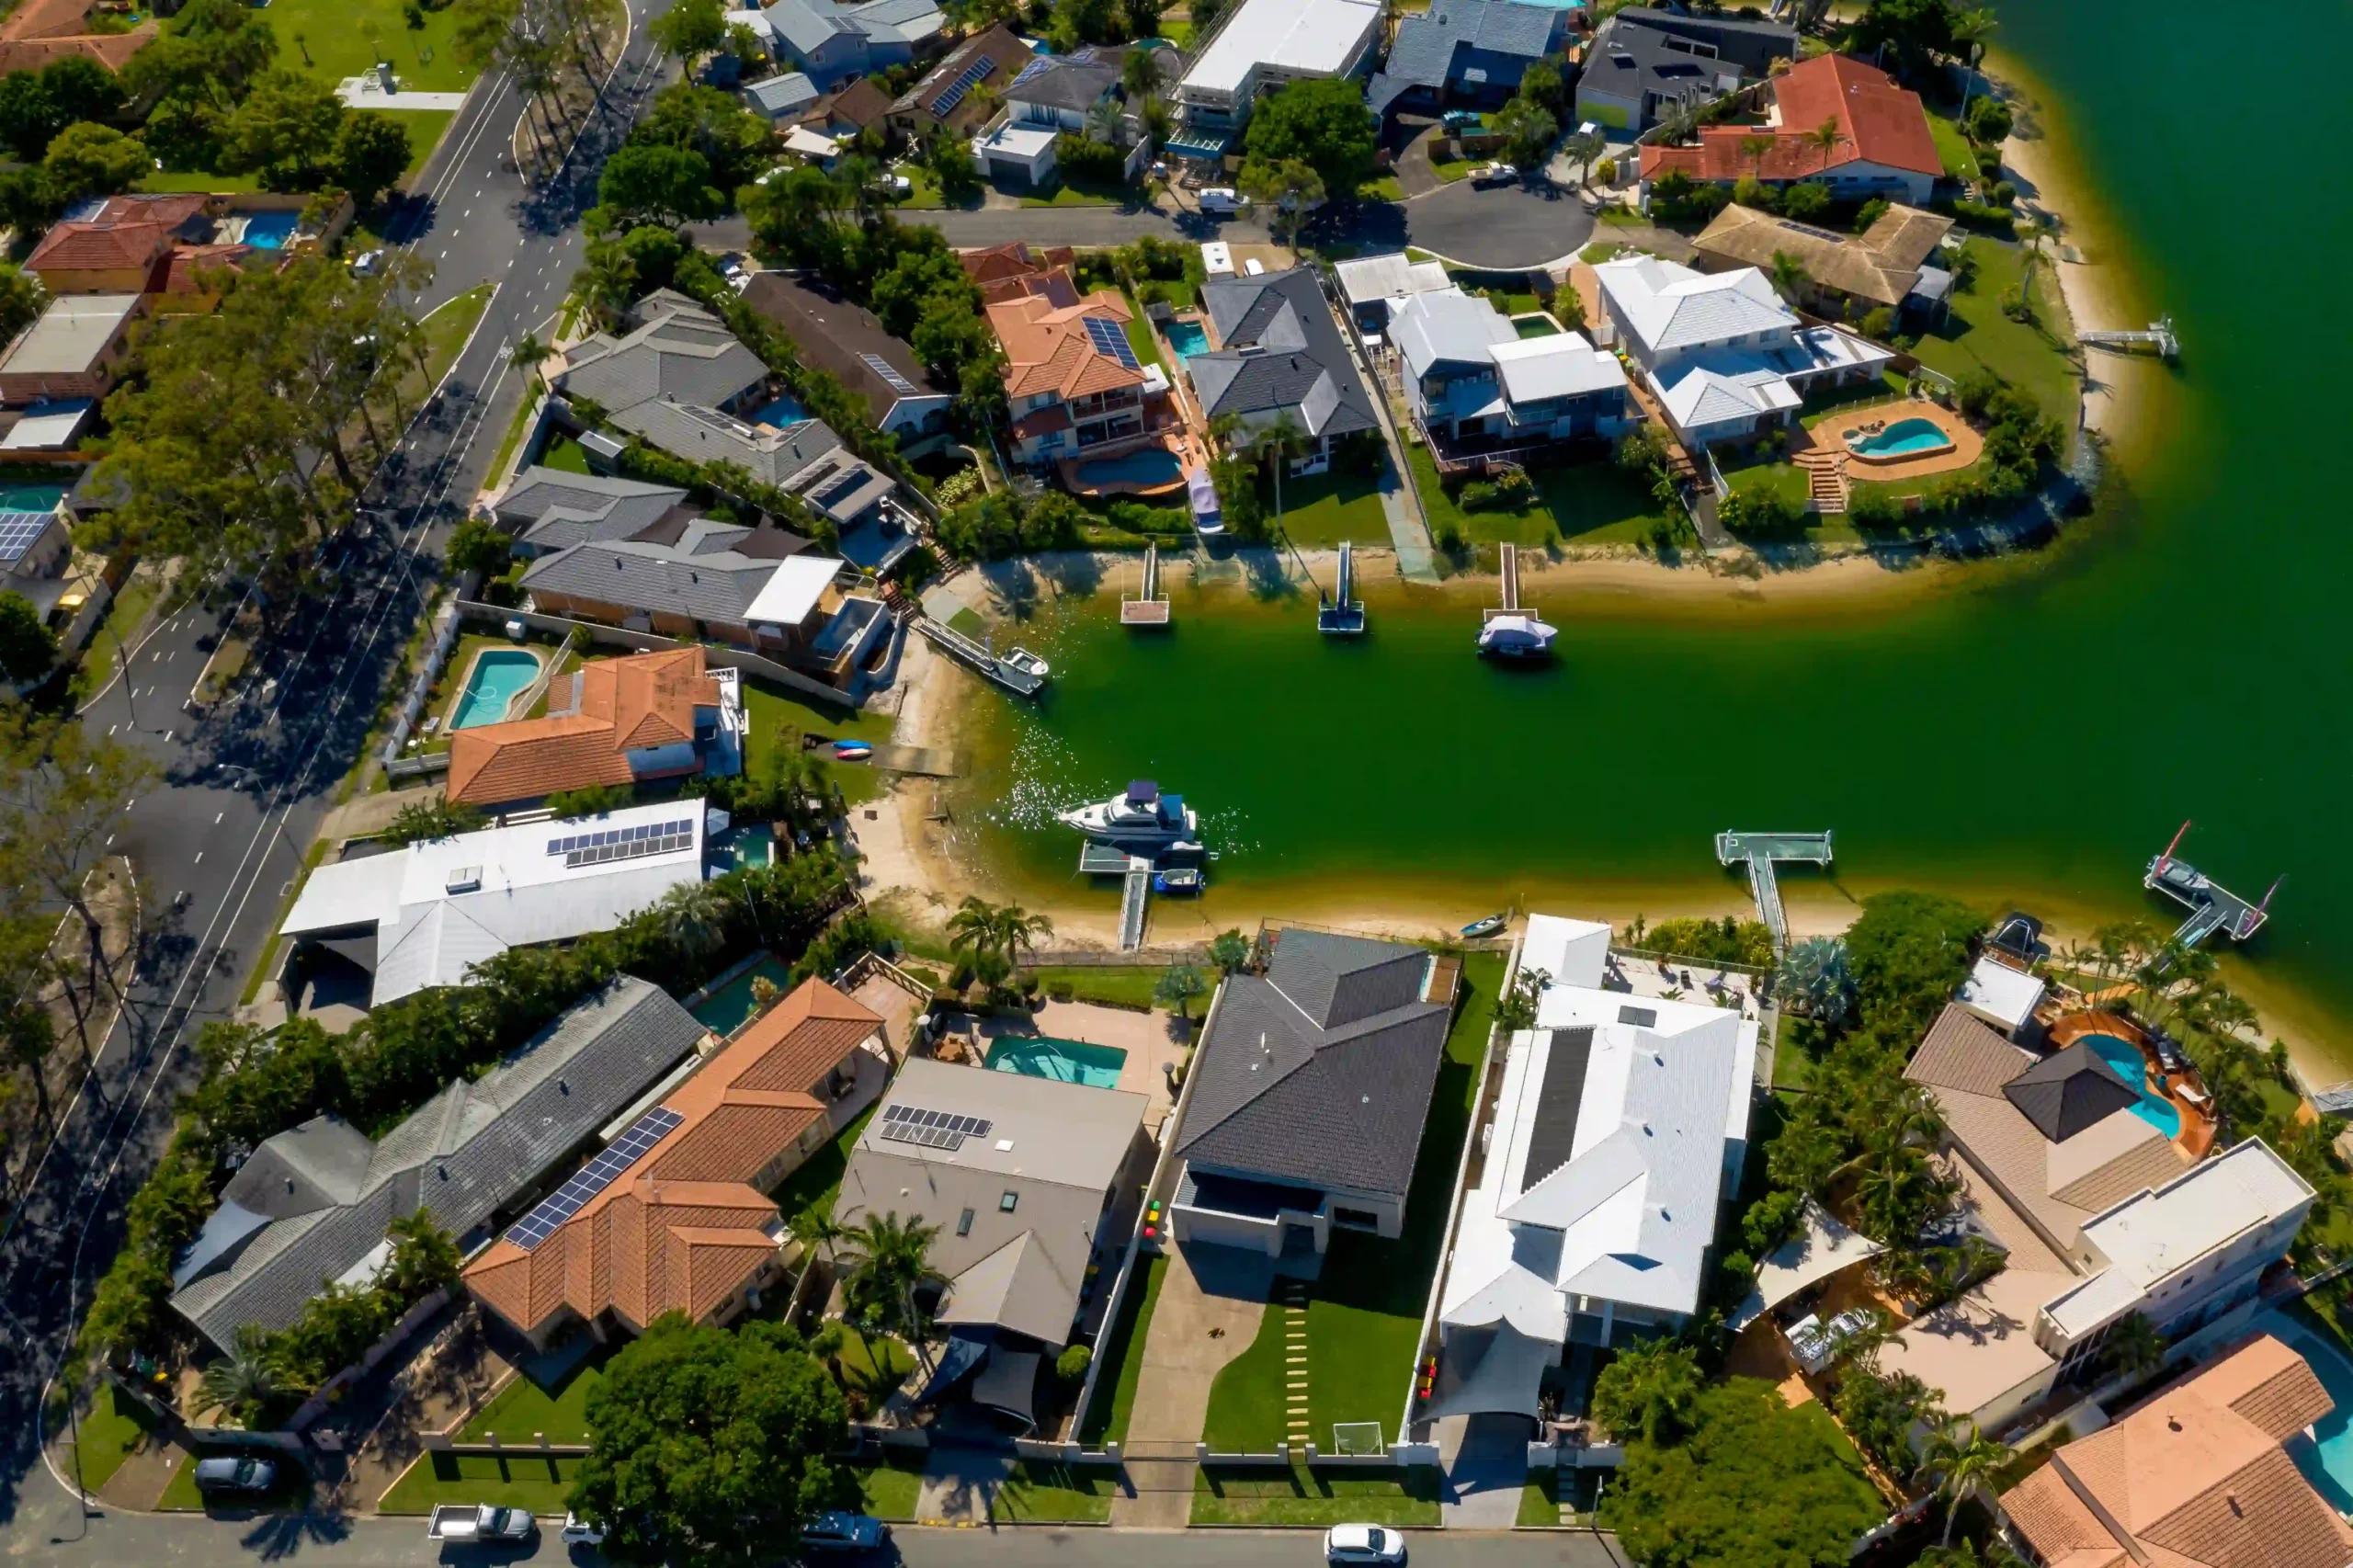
[1325,1523,1408,1564]
[350,249,385,276]
[1197,187,1247,215]
[1471,162,1518,187]
[561,1512,606,1545]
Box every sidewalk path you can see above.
[1109,1243,1269,1528]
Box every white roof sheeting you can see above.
[283,801,709,1005]
[1181,0,1381,96]
[1520,914,1609,990]
[1199,240,1233,277]
[1491,333,1630,403]
[1333,253,1453,307]
[745,551,842,628]
[1959,955,2045,1033]
[1390,290,1518,380]
[1594,256,1793,357]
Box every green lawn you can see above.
[541,435,593,474]
[1904,238,2080,423]
[273,0,483,93]
[993,1462,1120,1523]
[1120,291,1165,369]
[1518,1472,1560,1527]
[851,1457,926,1519]
[742,676,894,806]
[1020,177,1132,209]
[459,1354,611,1445]
[1081,1251,1168,1445]
[1269,465,1393,548]
[69,574,163,702]
[1358,176,1404,203]
[63,1384,155,1492]
[1430,148,1476,185]
[379,1451,583,1516]
[1722,458,1811,507]
[157,1449,315,1513]
[834,1330,915,1403]
[773,1105,877,1224]
[1204,954,1501,1451]
[1408,446,1670,550]
[1192,1464,1441,1527]
[1033,964,1175,1010]
[415,285,493,397]
[1927,111,1981,184]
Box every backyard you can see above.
[1407,447,1672,550]
[1200,953,1504,1453]
[771,1105,878,1225]
[1904,238,2079,423]
[1267,465,1393,549]
[742,677,895,807]
[1032,964,1179,1011]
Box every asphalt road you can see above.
[0,2,682,1553]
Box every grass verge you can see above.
[1191,1463,1440,1527]
[1080,1250,1167,1445]
[69,572,164,704]
[378,1450,583,1516]
[993,1462,1119,1523]
[63,1383,155,1492]
[851,1457,925,1519]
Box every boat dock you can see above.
[2145,822,2278,948]
[2080,314,2179,360]
[869,744,961,778]
[914,617,1046,697]
[1318,540,1366,635]
[1077,843,1158,952]
[1484,541,1527,622]
[1121,540,1171,627]
[1715,830,1835,955]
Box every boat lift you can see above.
[1715,831,1835,956]
[913,617,1048,697]
[2144,821,2279,949]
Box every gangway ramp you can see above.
[1714,831,1835,956]
[1121,540,1171,627]
[1118,863,1151,951]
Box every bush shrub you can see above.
[1716,484,1808,540]
[1847,486,1904,528]
[1778,180,1831,222]
[1052,134,1126,185]
[1944,198,2017,236]
[1056,1344,1093,1383]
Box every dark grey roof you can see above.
[739,272,951,428]
[169,978,705,1351]
[1582,10,1797,104]
[1191,268,1378,442]
[1370,0,1565,118]
[555,295,768,416]
[1604,7,1798,72]
[494,468,694,553]
[611,397,848,489]
[1006,50,1120,113]
[1176,931,1449,1200]
[2002,1041,2141,1143]
[520,520,800,628]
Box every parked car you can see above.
[801,1512,891,1552]
[190,1455,276,1495]
[350,249,385,277]
[426,1503,538,1542]
[1442,108,1483,132]
[1197,187,1247,215]
[1324,1523,1408,1565]
[561,1512,607,1545]
[1470,163,1518,187]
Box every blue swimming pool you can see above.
[2256,1311,2353,1511]
[984,1037,1128,1089]
[241,211,300,249]
[449,647,542,729]
[752,394,810,427]
[2080,1032,2183,1137]
[1847,416,1952,458]
[691,954,793,1037]
[1074,449,1184,488]
[1164,320,1209,360]
[0,483,68,513]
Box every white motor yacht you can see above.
[1477,613,1558,658]
[1058,780,1199,844]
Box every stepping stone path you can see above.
[1281,1281,1311,1447]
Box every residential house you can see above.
[744,70,824,123]
[1640,53,1944,206]
[762,0,943,89]
[1590,254,1893,448]
[988,286,1156,469]
[738,273,955,451]
[0,494,77,619]
[960,242,1080,307]
[1572,8,1797,134]
[888,24,1029,138]
[442,647,747,810]
[1001,47,1125,132]
[835,1057,1150,1383]
[0,294,144,405]
[1998,1335,2353,1568]
[554,290,770,421]
[25,193,346,306]
[1171,930,1453,1266]
[1391,288,1630,456]
[1431,915,1756,1420]
[1368,0,1568,126]
[1692,202,1956,320]
[1172,0,1381,153]
[0,0,153,76]
[971,121,1063,188]
[167,977,710,1352]
[492,469,698,561]
[1188,267,1380,475]
[811,77,892,139]
[465,978,891,1348]
[1876,1006,2315,1432]
[279,800,717,1005]
[1333,251,1456,337]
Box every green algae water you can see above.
[949,0,2353,1061]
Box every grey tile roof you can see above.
[611,396,848,489]
[1006,51,1120,113]
[1176,931,1450,1200]
[169,978,706,1352]
[1582,10,1798,107]
[555,296,768,416]
[494,468,693,553]
[1191,267,1378,440]
[521,522,804,629]
[1370,0,1564,117]
[745,71,822,119]
[1604,7,1798,72]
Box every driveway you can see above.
[1110,1242,1271,1528]
[1438,1413,1536,1529]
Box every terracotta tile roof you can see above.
[157,244,260,295]
[463,978,884,1338]
[1641,51,1939,186]
[4,0,109,40]
[444,646,722,807]
[2001,1336,2353,1568]
[0,0,152,74]
[987,289,1143,401]
[25,208,188,276]
[962,244,1081,307]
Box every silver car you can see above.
[1324,1523,1407,1564]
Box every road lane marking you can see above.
[214,812,223,824]
[193,851,203,866]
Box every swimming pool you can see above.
[1164,320,1209,359]
[2079,1032,2183,1137]
[240,211,300,249]
[691,954,793,1037]
[1846,416,1952,458]
[752,394,810,427]
[449,648,542,729]
[2255,1310,2353,1511]
[1074,449,1184,489]
[984,1037,1129,1089]
[0,483,67,513]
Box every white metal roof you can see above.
[1520,914,1609,990]
[282,801,709,1004]
[1958,954,2044,1032]
[1491,332,1629,402]
[1181,0,1381,96]
[1594,256,1792,357]
[745,551,842,628]
[1333,253,1453,306]
[1199,240,1234,277]
[1390,289,1518,380]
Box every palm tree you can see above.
[1121,46,1163,103]
[575,243,637,329]
[509,330,552,392]
[1738,133,1776,182]
[989,902,1054,969]
[1804,116,1846,174]
[1250,412,1311,542]
[1589,1338,1701,1445]
[1950,8,1998,120]
[1768,247,1810,305]
[842,1211,949,1379]
[2100,1312,2166,1381]
[659,880,733,960]
[191,1328,284,1429]
[1154,963,1208,1022]
[1085,96,1123,147]
[947,895,1005,961]
[1775,935,1855,1024]
[1918,1420,2011,1545]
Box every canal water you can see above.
[949,0,2353,1062]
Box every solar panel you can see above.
[860,352,917,395]
[548,818,698,867]
[1083,315,1141,371]
[504,1107,685,1251]
[1009,54,1053,90]
[0,514,50,566]
[930,54,995,117]
[877,1102,991,1153]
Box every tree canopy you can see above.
[0,591,55,684]
[1239,76,1373,198]
[1847,0,1960,82]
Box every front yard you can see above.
[458,1353,610,1444]
[378,1452,584,1517]
[1192,1463,1441,1527]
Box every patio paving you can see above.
[931,998,1190,1134]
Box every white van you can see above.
[1197,187,1247,215]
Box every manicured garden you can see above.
[1192,1463,1441,1527]
[1407,447,1672,550]
[458,1355,610,1444]
[992,1461,1120,1522]
[1032,964,1176,1010]
[379,1451,585,1517]
[63,1383,155,1492]
[849,1456,925,1519]
[1904,239,2078,424]
[1265,465,1393,548]
[742,678,895,807]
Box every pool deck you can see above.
[1056,427,1206,499]
[2045,1009,2218,1158]
[924,998,1188,1134]
[1836,398,1982,482]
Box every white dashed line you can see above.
[214,811,224,824]
[193,852,204,866]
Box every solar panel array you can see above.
[930,54,995,117]
[860,351,917,395]
[547,818,695,869]
[1083,315,1141,371]
[0,513,51,566]
[879,1101,993,1152]
[505,1107,685,1251]
[1009,54,1054,90]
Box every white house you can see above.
[1173,0,1381,148]
[1428,915,1756,1422]
[1391,289,1631,452]
[1590,255,1893,448]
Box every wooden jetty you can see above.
[2145,821,2278,949]
[1318,540,1366,635]
[1483,541,1529,622]
[913,617,1047,697]
[1715,830,1835,955]
[2079,314,2179,360]
[1121,540,1171,627]
[869,744,961,778]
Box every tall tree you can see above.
[0,715,156,1016]
[0,590,57,683]
[648,0,728,65]
[1237,75,1372,196]
[217,71,346,187]
[840,1211,948,1379]
[1917,1421,2009,1545]
[40,122,148,206]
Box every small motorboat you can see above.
[1154,867,1204,894]
[832,741,872,762]
[1461,913,1509,938]
[1477,614,1558,659]
[1002,646,1051,680]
